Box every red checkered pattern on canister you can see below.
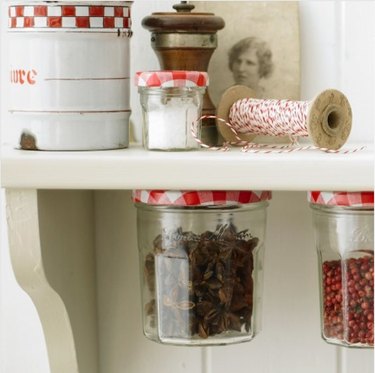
[135,71,209,88]
[8,5,131,29]
[308,191,374,207]
[132,190,271,206]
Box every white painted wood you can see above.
[338,2,375,369]
[5,189,99,373]
[0,189,50,373]
[1,144,373,191]
[5,189,79,373]
[299,2,341,96]
[94,191,203,373]
[339,1,375,143]
[338,348,374,373]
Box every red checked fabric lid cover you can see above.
[133,190,271,206]
[8,4,131,29]
[308,191,374,207]
[135,71,209,88]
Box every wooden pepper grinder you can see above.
[142,1,225,146]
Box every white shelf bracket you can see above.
[5,189,98,373]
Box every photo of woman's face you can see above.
[192,1,300,104]
[231,48,260,88]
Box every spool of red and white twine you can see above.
[192,85,362,153]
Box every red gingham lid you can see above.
[308,191,374,207]
[133,190,271,206]
[135,71,209,88]
[8,3,132,30]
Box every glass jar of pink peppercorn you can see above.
[309,191,374,348]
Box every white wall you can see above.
[1,1,374,373]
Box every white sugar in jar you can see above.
[135,71,208,151]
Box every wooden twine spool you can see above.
[216,85,352,150]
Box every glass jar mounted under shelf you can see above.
[309,191,374,348]
[135,71,208,151]
[133,190,271,346]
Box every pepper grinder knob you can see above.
[173,2,195,13]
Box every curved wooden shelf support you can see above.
[5,189,98,373]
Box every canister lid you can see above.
[133,190,271,206]
[8,2,132,30]
[142,2,225,33]
[308,191,374,207]
[135,70,209,88]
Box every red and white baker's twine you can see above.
[230,98,309,138]
[192,97,364,154]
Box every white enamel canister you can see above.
[8,1,132,150]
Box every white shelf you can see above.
[1,143,373,191]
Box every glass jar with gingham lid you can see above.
[133,189,271,346]
[309,191,374,348]
[135,70,208,151]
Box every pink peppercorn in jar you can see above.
[309,191,374,348]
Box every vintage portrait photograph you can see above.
[191,1,300,105]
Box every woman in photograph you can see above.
[228,36,274,98]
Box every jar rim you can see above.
[134,200,269,211]
[310,203,374,213]
[132,190,271,207]
[135,71,209,88]
[138,86,206,94]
